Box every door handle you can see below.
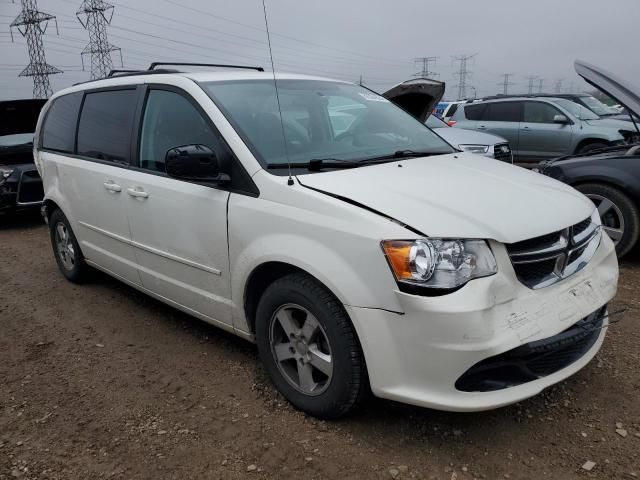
[477,125,487,130]
[103,181,122,193]
[127,187,149,199]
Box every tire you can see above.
[255,272,368,419]
[575,183,640,257]
[577,142,608,154]
[49,209,90,283]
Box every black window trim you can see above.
[131,83,259,197]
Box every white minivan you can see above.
[34,64,618,418]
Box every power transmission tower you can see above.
[525,75,538,94]
[413,56,439,78]
[537,78,545,94]
[452,53,477,100]
[553,79,564,94]
[76,0,123,79]
[9,0,63,99]
[498,73,515,95]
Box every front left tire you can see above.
[255,272,368,419]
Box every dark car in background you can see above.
[539,61,640,257]
[0,99,46,215]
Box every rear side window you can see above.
[41,93,82,153]
[463,103,487,120]
[77,89,137,163]
[484,102,522,122]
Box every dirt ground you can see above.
[1,213,639,480]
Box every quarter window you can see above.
[41,93,82,153]
[138,89,223,173]
[77,89,137,163]
[523,102,561,123]
[483,102,522,122]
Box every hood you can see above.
[575,60,640,119]
[298,153,594,243]
[434,126,507,147]
[0,99,46,136]
[382,78,445,123]
[584,117,637,130]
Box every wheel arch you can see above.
[574,138,612,154]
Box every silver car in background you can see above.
[451,96,638,164]
[426,114,513,162]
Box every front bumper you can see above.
[345,234,618,412]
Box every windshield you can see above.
[553,98,600,120]
[201,79,453,167]
[0,133,34,148]
[426,115,447,128]
[579,96,619,116]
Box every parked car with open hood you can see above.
[451,95,638,164]
[0,99,46,215]
[381,79,512,162]
[35,63,617,418]
[539,60,640,257]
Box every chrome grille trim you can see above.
[506,218,602,289]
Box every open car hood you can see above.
[382,78,445,123]
[575,60,640,119]
[0,99,46,137]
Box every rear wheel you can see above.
[575,183,640,257]
[49,209,90,282]
[255,272,368,419]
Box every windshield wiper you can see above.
[361,150,443,162]
[267,158,362,171]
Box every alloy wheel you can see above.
[269,303,333,396]
[586,193,625,245]
[54,221,76,270]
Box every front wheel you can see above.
[576,183,640,257]
[255,272,368,419]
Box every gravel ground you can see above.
[1,214,639,480]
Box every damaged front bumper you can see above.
[345,234,619,412]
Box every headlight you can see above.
[381,239,497,289]
[0,167,14,182]
[458,144,490,154]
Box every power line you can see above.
[413,56,438,78]
[452,53,476,100]
[9,0,63,98]
[498,73,515,95]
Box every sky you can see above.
[1,0,639,101]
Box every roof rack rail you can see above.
[108,69,140,77]
[148,62,264,72]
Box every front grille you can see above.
[506,216,601,289]
[455,307,605,392]
[493,143,513,163]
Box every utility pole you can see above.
[525,75,538,95]
[413,56,439,78]
[553,79,564,94]
[9,0,63,99]
[76,0,123,79]
[537,78,545,94]
[452,53,477,100]
[498,73,515,95]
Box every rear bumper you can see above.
[345,234,618,412]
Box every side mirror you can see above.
[553,114,569,124]
[165,144,230,184]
